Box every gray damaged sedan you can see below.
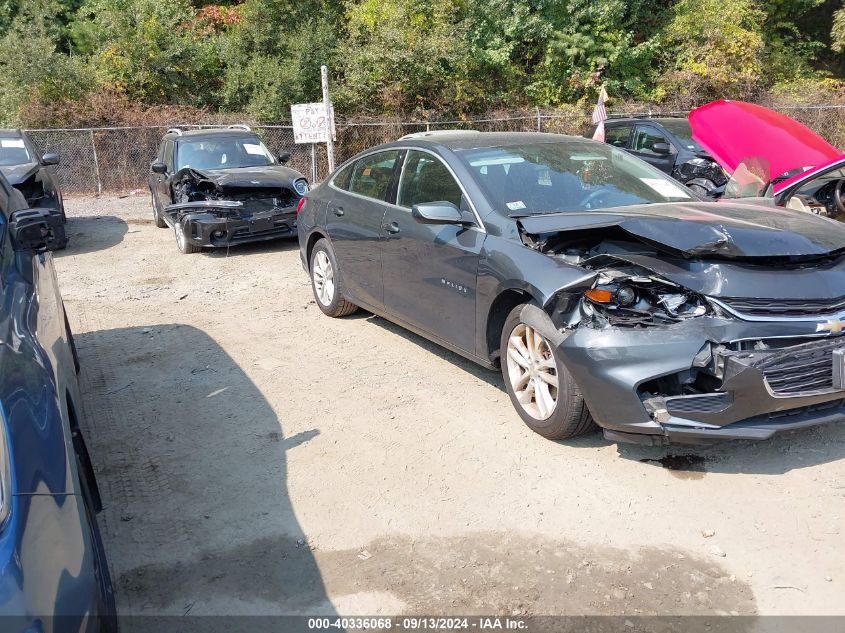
[297,132,845,445]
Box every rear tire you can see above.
[152,190,168,228]
[500,304,596,440]
[310,239,358,317]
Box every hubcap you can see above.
[313,250,335,306]
[506,323,558,420]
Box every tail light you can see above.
[296,197,307,215]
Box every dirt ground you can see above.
[55,193,844,622]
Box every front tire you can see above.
[500,305,595,440]
[310,239,357,317]
[175,221,200,254]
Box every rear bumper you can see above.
[558,317,845,444]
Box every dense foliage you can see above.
[0,0,843,125]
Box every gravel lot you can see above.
[56,193,844,622]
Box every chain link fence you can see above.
[23,105,845,195]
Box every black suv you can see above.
[148,125,308,253]
[598,117,727,199]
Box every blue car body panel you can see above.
[0,174,115,631]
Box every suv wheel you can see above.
[175,221,200,254]
[151,189,168,228]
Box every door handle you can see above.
[331,206,344,217]
[382,221,400,235]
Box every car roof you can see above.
[386,131,589,151]
[605,117,687,127]
[165,127,259,142]
[0,129,23,138]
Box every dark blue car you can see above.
[0,171,116,630]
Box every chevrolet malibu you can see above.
[297,132,845,444]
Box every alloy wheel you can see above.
[313,250,335,306]
[506,323,559,420]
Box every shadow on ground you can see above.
[55,216,128,256]
[75,324,334,629]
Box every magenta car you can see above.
[688,100,845,217]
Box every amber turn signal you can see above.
[585,288,613,303]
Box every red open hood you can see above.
[688,100,843,181]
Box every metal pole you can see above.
[90,129,103,194]
[310,143,317,183]
[320,65,336,174]
[536,106,541,132]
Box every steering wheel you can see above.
[834,179,845,216]
[580,189,606,209]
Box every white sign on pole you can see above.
[291,102,331,144]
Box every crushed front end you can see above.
[166,167,307,248]
[529,226,845,445]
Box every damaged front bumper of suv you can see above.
[558,315,845,445]
[166,200,297,248]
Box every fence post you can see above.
[536,107,541,132]
[310,143,317,183]
[89,129,103,194]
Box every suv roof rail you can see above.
[166,127,183,136]
[227,124,252,131]
[399,129,478,140]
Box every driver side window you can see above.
[398,151,463,209]
[632,126,671,155]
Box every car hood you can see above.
[0,161,40,185]
[192,165,305,189]
[688,100,844,181]
[517,202,845,259]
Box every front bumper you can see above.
[170,203,297,248]
[558,317,845,444]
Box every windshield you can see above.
[460,140,694,216]
[723,155,810,199]
[0,137,32,166]
[176,136,274,171]
[657,119,703,152]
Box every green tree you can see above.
[71,0,223,106]
[335,0,473,116]
[219,0,343,121]
[0,0,92,125]
[660,0,766,103]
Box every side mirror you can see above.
[277,152,291,165]
[151,161,168,174]
[411,202,467,225]
[41,153,60,166]
[652,142,671,155]
[9,208,62,252]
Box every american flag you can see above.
[592,86,608,142]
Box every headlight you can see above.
[293,179,309,196]
[687,157,710,167]
[584,268,708,325]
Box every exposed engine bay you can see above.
[171,167,304,214]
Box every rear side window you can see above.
[348,151,401,201]
[332,162,354,191]
[398,151,463,209]
[605,125,632,148]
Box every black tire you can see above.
[500,304,596,440]
[175,220,201,254]
[309,238,358,317]
[151,189,168,228]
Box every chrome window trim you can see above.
[328,145,486,233]
[710,296,845,323]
